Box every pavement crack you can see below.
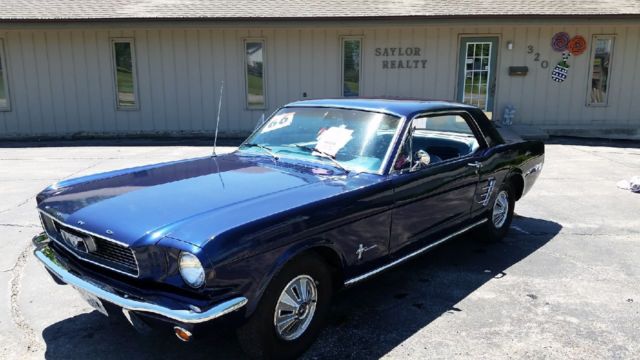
[61,160,105,180]
[0,196,35,215]
[0,224,40,228]
[571,147,640,169]
[0,265,16,272]
[0,159,105,215]
[8,243,44,354]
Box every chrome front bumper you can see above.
[32,233,247,324]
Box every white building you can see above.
[0,0,639,139]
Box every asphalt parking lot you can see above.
[1,138,639,359]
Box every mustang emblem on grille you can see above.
[60,229,97,253]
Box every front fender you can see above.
[219,238,345,317]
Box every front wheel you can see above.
[236,254,333,359]
[479,182,515,242]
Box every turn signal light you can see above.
[173,326,192,342]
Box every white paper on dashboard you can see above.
[315,126,353,157]
[261,112,294,133]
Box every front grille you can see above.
[39,212,139,277]
[90,236,138,271]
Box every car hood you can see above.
[37,153,368,247]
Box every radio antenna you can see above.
[212,80,224,156]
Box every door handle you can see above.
[468,161,482,168]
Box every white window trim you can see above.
[110,38,139,111]
[0,38,11,112]
[340,36,363,97]
[586,34,615,107]
[243,38,267,110]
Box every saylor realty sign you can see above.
[375,47,428,69]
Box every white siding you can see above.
[0,20,639,138]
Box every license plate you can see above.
[74,287,109,317]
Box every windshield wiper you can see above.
[294,144,350,174]
[240,143,278,160]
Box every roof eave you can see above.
[1,13,640,23]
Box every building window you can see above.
[342,37,362,97]
[587,35,614,106]
[245,40,266,109]
[0,39,10,111]
[111,39,138,109]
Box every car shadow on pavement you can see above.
[40,215,560,360]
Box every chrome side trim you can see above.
[344,219,487,286]
[33,239,247,324]
[38,210,140,278]
[479,178,496,206]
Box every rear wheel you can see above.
[479,181,515,242]
[236,254,333,359]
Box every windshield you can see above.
[241,107,402,174]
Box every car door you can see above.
[389,112,487,253]
[466,109,510,219]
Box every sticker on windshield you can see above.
[261,112,294,133]
[315,126,353,157]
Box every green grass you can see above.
[116,68,136,106]
[464,83,487,95]
[464,83,473,93]
[116,68,134,94]
[344,81,359,96]
[247,73,265,107]
[247,74,263,95]
[0,71,5,100]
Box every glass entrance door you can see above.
[457,37,498,114]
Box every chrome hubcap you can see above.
[273,275,318,341]
[492,190,509,228]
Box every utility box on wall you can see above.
[509,66,529,76]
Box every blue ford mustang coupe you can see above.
[32,99,544,358]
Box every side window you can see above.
[111,39,138,110]
[395,114,481,171]
[341,37,362,97]
[0,38,10,111]
[587,35,614,106]
[245,39,266,109]
[413,115,474,135]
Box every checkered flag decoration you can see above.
[551,53,571,83]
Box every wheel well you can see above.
[509,173,525,201]
[248,246,345,316]
[305,246,344,289]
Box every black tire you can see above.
[236,254,333,359]
[479,181,515,242]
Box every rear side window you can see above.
[393,113,483,171]
[413,115,474,135]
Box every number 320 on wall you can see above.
[527,45,549,69]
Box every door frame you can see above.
[455,35,501,115]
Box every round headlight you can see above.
[178,252,205,288]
